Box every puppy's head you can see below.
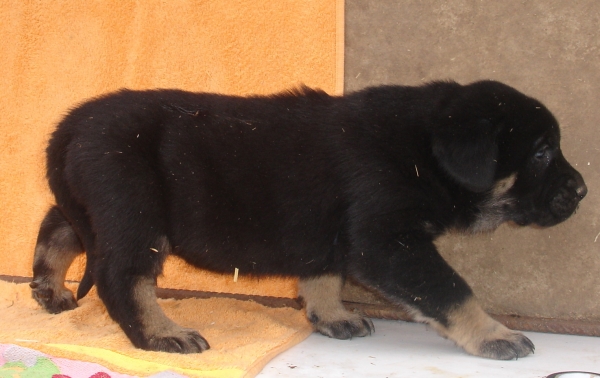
[432,80,587,228]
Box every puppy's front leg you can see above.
[349,233,534,360]
[94,236,209,353]
[428,296,534,360]
[128,276,210,353]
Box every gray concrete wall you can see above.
[343,0,600,321]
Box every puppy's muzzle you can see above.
[549,174,587,221]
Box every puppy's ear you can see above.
[432,118,498,192]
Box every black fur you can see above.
[32,80,586,355]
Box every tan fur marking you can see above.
[492,173,517,196]
[30,223,83,312]
[435,297,509,355]
[469,173,517,233]
[32,224,81,297]
[418,297,532,359]
[33,224,81,284]
[133,277,184,337]
[298,275,373,338]
[131,277,209,352]
[298,275,349,323]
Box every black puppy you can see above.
[31,81,586,360]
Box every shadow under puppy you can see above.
[30,80,587,360]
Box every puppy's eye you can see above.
[534,145,549,159]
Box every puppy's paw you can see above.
[432,297,535,360]
[479,331,535,360]
[298,275,375,340]
[30,280,77,314]
[144,327,210,354]
[309,312,374,339]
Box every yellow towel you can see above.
[0,0,344,298]
[0,281,313,377]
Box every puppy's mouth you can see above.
[511,191,584,229]
[550,194,581,218]
[528,200,582,229]
[548,178,586,218]
[528,174,587,228]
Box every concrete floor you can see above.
[257,319,600,377]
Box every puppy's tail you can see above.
[77,254,95,299]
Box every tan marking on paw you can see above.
[33,223,81,285]
[31,223,82,312]
[133,277,208,353]
[424,297,534,360]
[298,275,373,339]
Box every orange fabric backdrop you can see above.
[0,0,344,297]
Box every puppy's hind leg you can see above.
[30,206,83,313]
[298,274,374,339]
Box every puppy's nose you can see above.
[576,182,588,199]
[567,171,587,200]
